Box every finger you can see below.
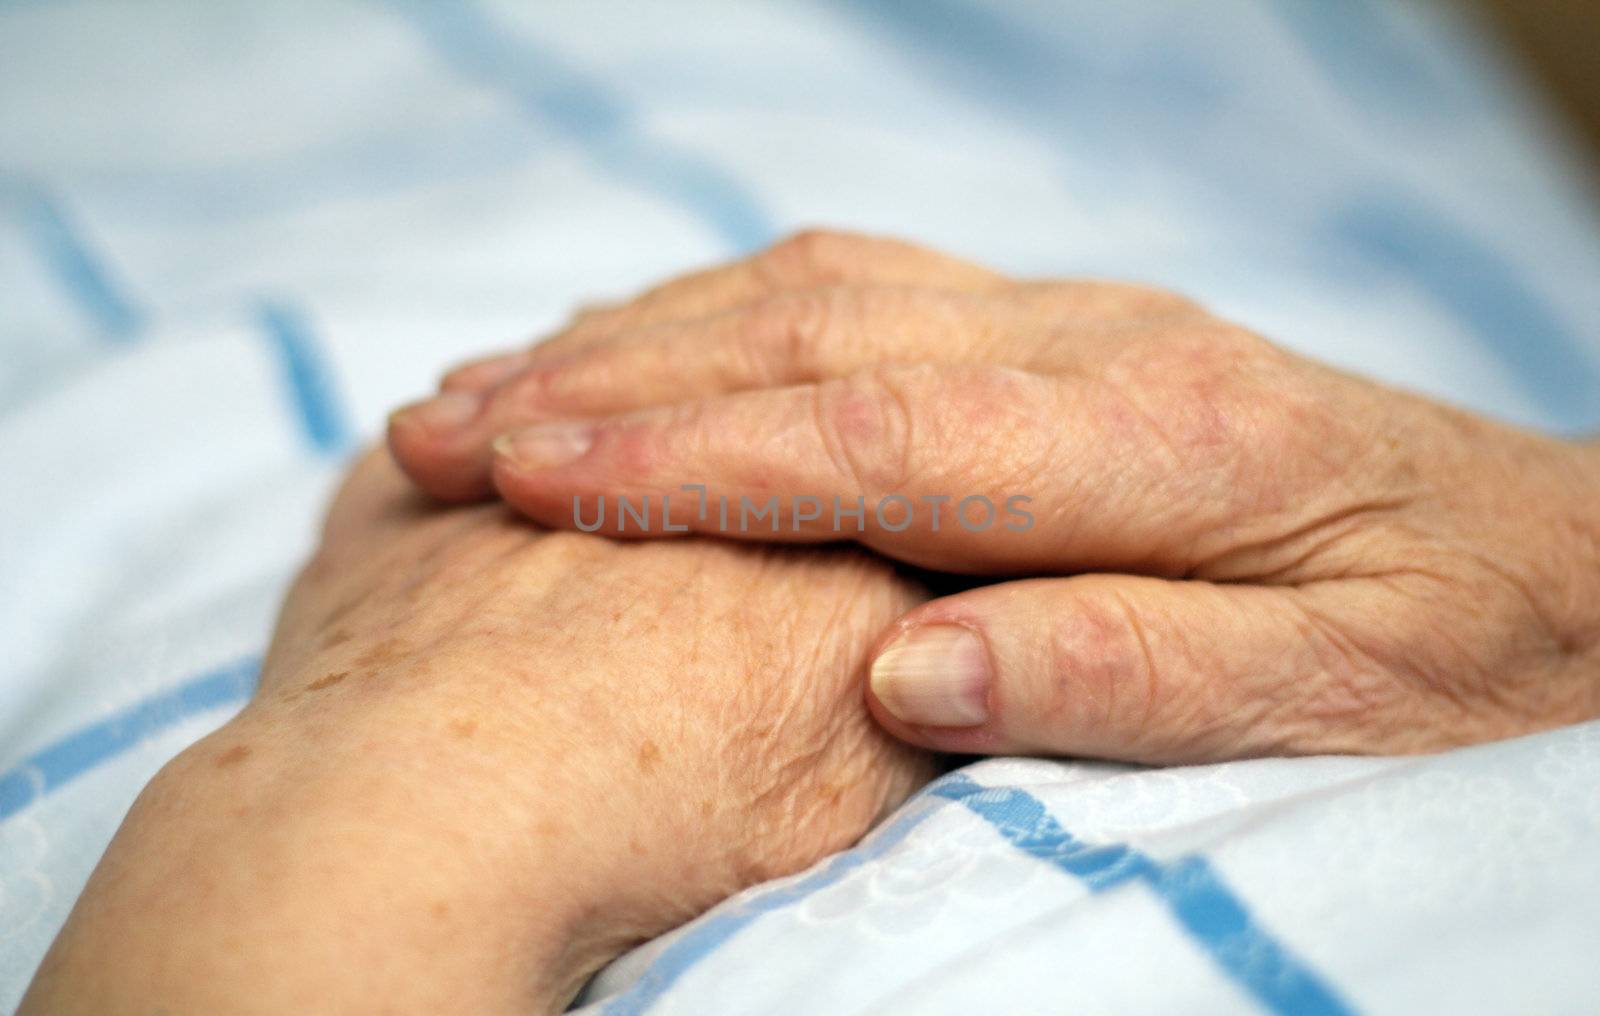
[391,230,1005,497]
[391,336,626,501]
[467,278,1202,422]
[488,339,1367,577]
[396,289,1044,500]
[487,360,1289,574]
[396,278,1212,503]
[863,575,1430,763]
[487,365,1045,568]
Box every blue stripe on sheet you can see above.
[9,184,144,340]
[1329,193,1600,428]
[255,299,355,456]
[0,657,258,822]
[599,799,940,1015]
[598,771,1350,1015]
[931,774,1353,1016]
[386,0,775,252]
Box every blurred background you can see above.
[1476,0,1600,164]
[2,3,1600,1005]
[3,0,1599,444]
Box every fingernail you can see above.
[870,625,991,727]
[495,423,595,471]
[394,391,480,432]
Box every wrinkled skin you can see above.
[389,229,1600,763]
[22,449,935,1015]
[268,447,934,893]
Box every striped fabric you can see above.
[2,2,1597,1012]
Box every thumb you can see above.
[865,575,1372,764]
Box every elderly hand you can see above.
[389,230,1600,764]
[23,448,933,1015]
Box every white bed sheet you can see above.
[3,2,1599,1012]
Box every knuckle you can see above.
[813,367,919,493]
[744,288,853,381]
[1042,591,1164,748]
[1108,592,1168,743]
[759,228,867,286]
[1044,586,1236,759]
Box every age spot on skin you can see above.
[448,718,478,739]
[305,671,349,692]
[355,639,409,670]
[215,745,252,769]
[637,739,662,774]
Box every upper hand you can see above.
[388,230,1600,763]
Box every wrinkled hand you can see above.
[24,447,933,1015]
[389,230,1600,763]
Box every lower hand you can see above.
[23,448,933,1014]
[388,230,1600,763]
